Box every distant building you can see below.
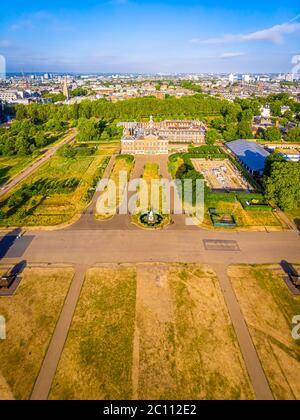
[122,133,169,156]
[242,74,251,83]
[62,77,69,100]
[260,106,271,118]
[119,117,206,147]
[226,139,270,176]
[266,144,300,162]
[0,90,18,102]
[281,106,291,115]
[229,73,235,84]
[277,149,300,162]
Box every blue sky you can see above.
[0,0,299,73]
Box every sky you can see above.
[0,0,299,74]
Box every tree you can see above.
[238,109,254,123]
[223,123,238,142]
[210,116,225,131]
[205,129,221,145]
[264,127,282,142]
[237,121,253,139]
[45,119,66,132]
[35,133,48,148]
[69,88,88,98]
[283,110,294,121]
[264,161,300,210]
[264,153,285,177]
[77,117,101,142]
[270,102,282,117]
[222,103,242,124]
[15,132,32,155]
[58,145,77,159]
[286,127,300,143]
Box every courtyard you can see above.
[191,159,252,192]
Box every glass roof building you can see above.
[226,140,270,175]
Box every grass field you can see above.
[168,155,283,230]
[139,162,160,211]
[50,263,254,400]
[96,155,135,219]
[202,193,285,230]
[0,145,114,227]
[132,162,171,228]
[136,264,253,400]
[286,208,300,231]
[50,266,137,400]
[0,156,35,187]
[0,129,74,188]
[228,264,300,400]
[168,155,184,179]
[0,266,74,400]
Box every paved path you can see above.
[0,129,77,199]
[213,264,273,400]
[276,207,298,231]
[30,264,87,400]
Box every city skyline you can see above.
[0,1,299,74]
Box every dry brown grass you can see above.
[49,266,137,400]
[0,266,74,400]
[49,263,254,400]
[135,263,254,400]
[228,264,300,400]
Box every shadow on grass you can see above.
[0,166,11,187]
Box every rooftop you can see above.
[226,139,270,172]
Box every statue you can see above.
[147,209,155,223]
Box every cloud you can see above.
[191,19,300,45]
[10,10,72,33]
[219,52,246,59]
[0,40,13,49]
[10,19,33,31]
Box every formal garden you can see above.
[0,144,114,227]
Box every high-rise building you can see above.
[228,73,235,84]
[242,74,251,83]
[62,77,69,100]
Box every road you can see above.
[0,129,77,199]
[1,228,299,266]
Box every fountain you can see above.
[139,209,164,228]
[147,210,155,223]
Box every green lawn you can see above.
[96,155,135,219]
[0,156,35,187]
[203,193,284,230]
[168,155,184,179]
[0,266,74,400]
[0,148,112,227]
[140,163,160,211]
